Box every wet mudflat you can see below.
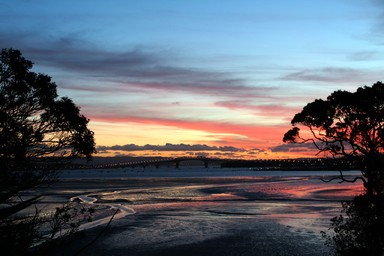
[38,168,363,256]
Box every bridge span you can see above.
[67,157,356,170]
[87,157,225,169]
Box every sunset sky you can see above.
[1,0,384,159]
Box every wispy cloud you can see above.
[2,0,384,159]
[0,32,279,100]
[215,100,299,118]
[270,142,317,153]
[348,51,378,61]
[3,32,293,151]
[282,67,367,83]
[371,0,384,30]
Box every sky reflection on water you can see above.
[46,169,364,255]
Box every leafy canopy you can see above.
[284,82,384,195]
[0,48,95,165]
[0,48,96,253]
[284,82,384,157]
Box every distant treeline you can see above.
[220,158,358,170]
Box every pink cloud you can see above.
[64,80,278,100]
[215,100,300,117]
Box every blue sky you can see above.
[1,0,384,158]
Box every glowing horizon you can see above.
[2,1,384,159]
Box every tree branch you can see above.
[321,170,367,187]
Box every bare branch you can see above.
[321,170,367,187]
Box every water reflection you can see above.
[81,175,363,250]
[50,170,365,255]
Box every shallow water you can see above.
[41,167,364,255]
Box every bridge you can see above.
[83,157,225,169]
[67,157,357,170]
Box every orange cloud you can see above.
[90,114,290,150]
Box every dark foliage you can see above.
[284,82,384,196]
[0,48,96,254]
[322,193,384,256]
[284,82,384,255]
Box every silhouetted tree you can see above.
[284,82,384,255]
[0,48,96,254]
[284,82,384,196]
